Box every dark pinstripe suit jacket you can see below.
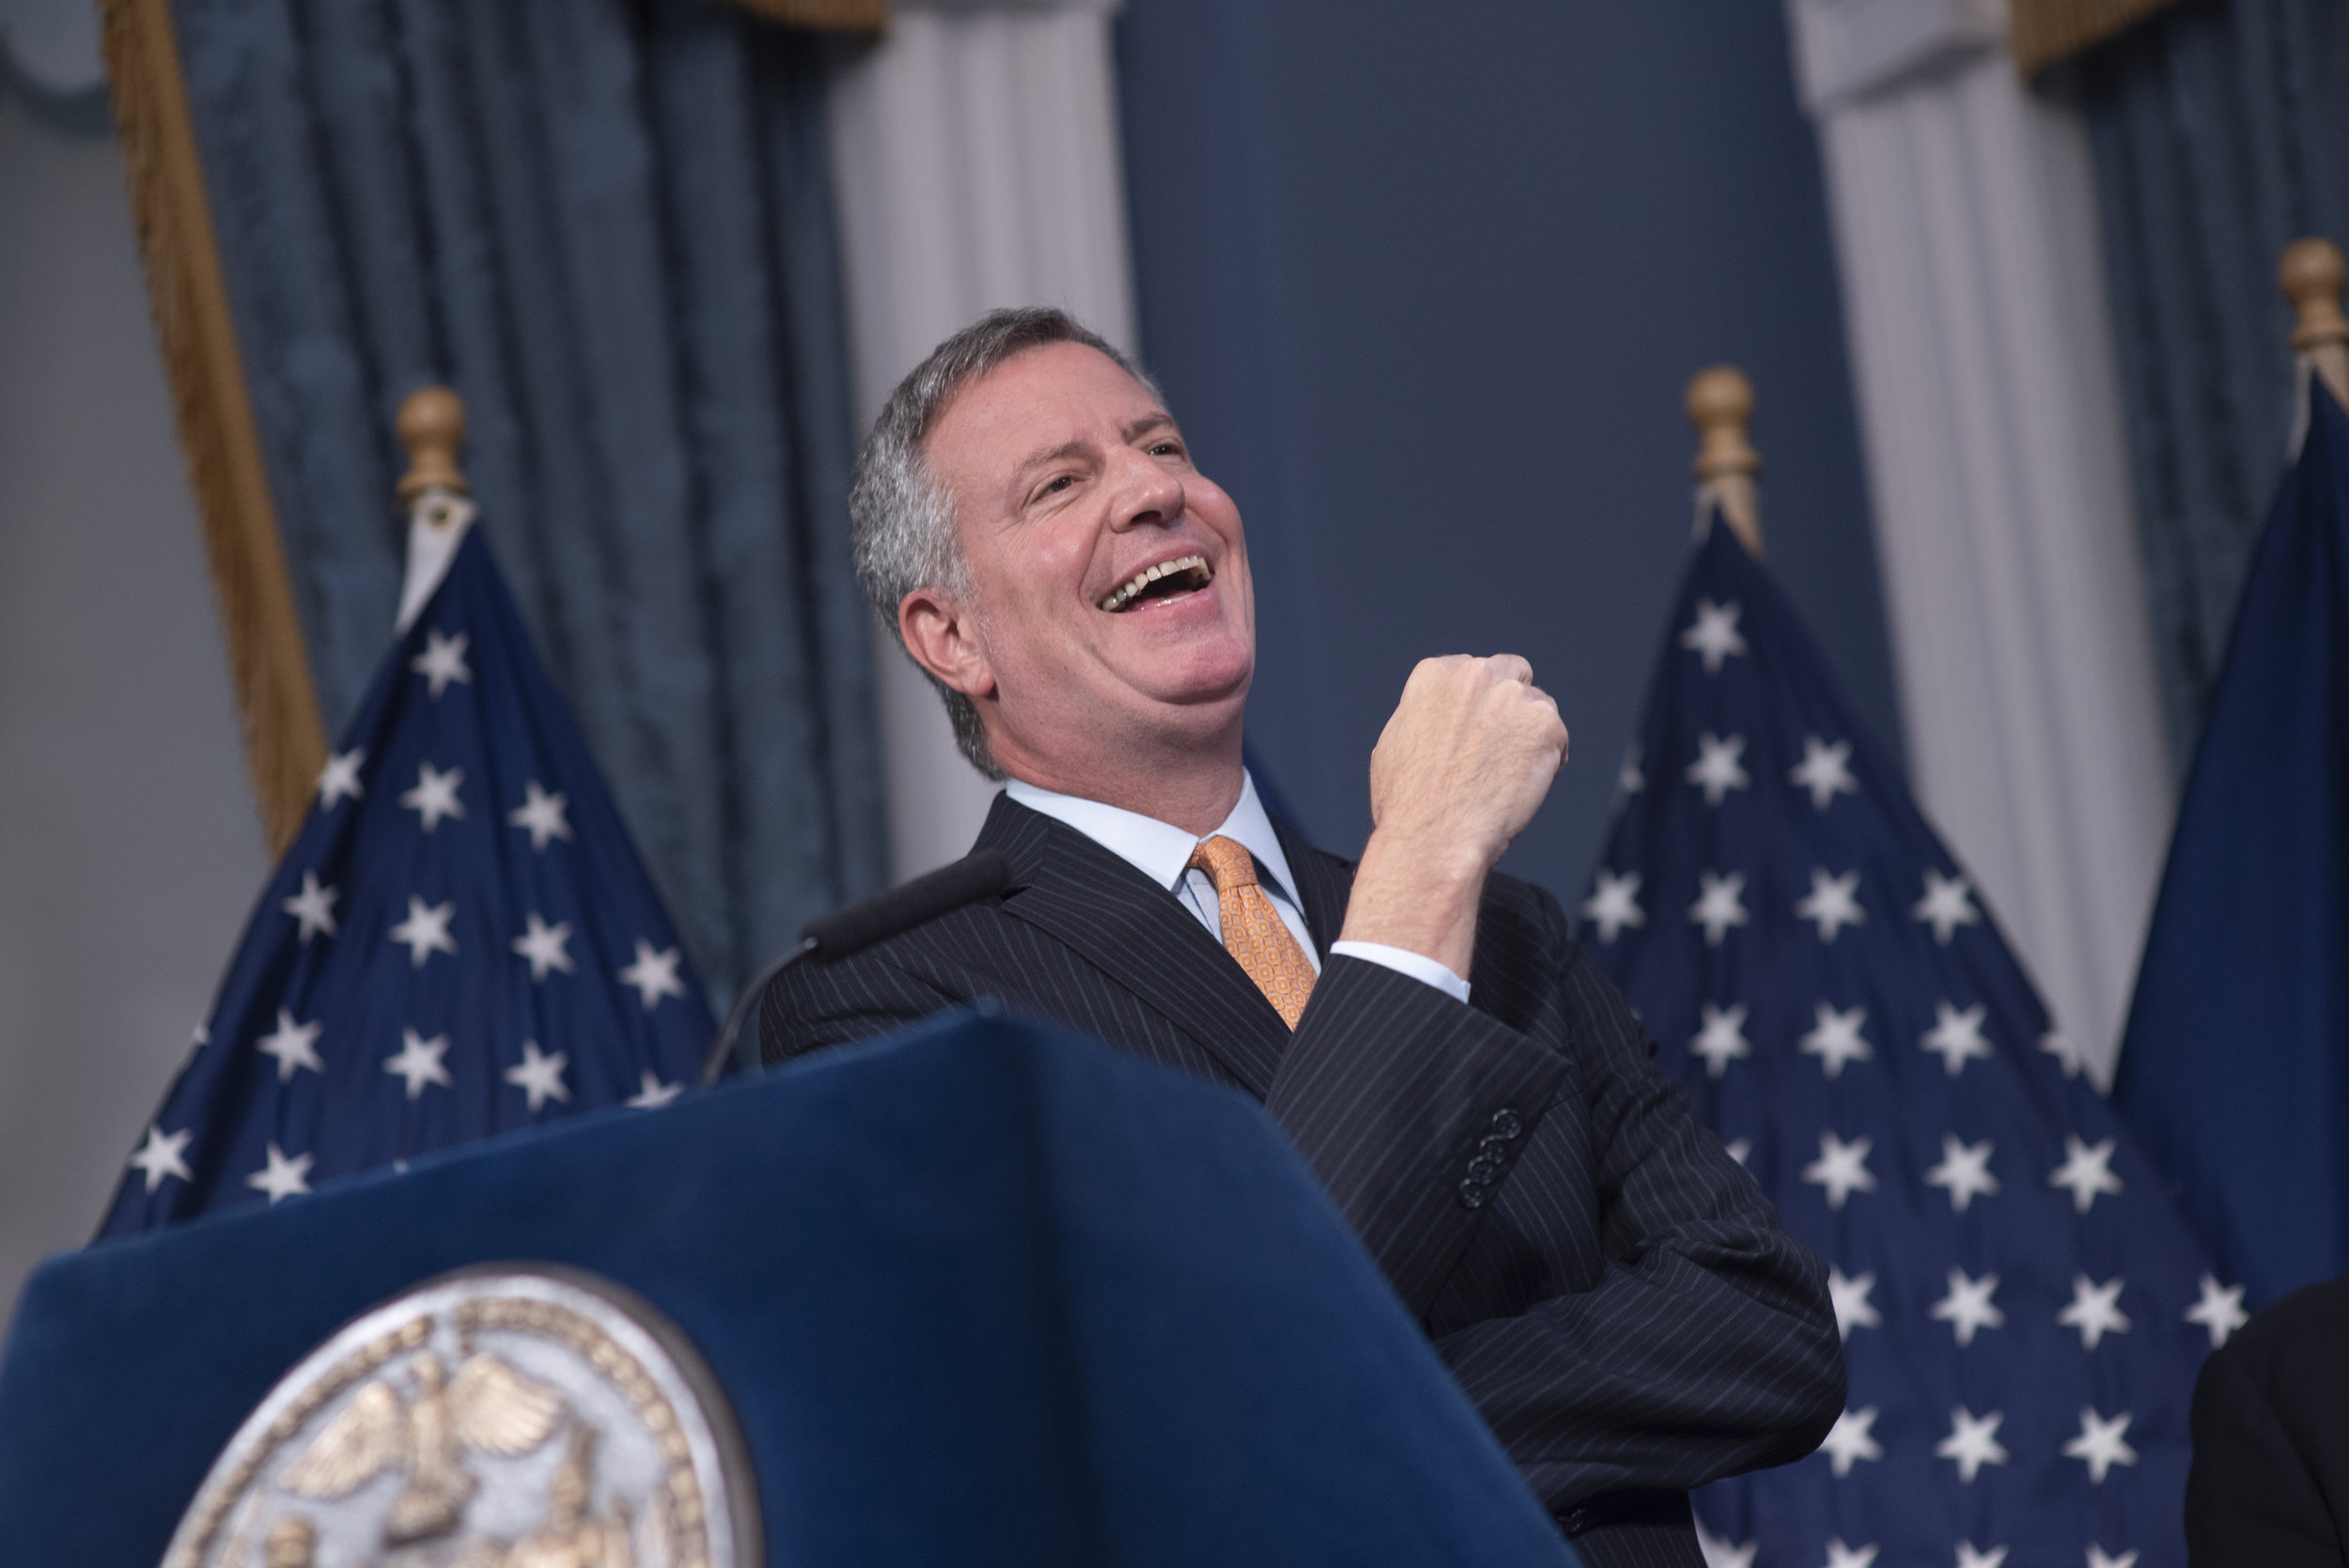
[763,795,1843,1568]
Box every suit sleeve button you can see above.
[1457,1179,1488,1210]
[1488,1109,1523,1140]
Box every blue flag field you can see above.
[2114,381,2349,1312]
[100,523,715,1236]
[1582,521,2239,1568]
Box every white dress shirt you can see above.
[1004,771,1471,1003]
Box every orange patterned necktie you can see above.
[1189,835,1317,1028]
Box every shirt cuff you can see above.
[1328,939,1471,1004]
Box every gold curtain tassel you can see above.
[101,0,327,855]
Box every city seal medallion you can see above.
[161,1265,759,1568]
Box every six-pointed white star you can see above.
[127,1126,193,1192]
[1693,1519,1757,1568]
[1681,598,1750,673]
[382,1029,454,1100]
[2086,1547,2140,1568]
[1688,870,1750,945]
[2186,1273,2249,1348]
[2041,1031,2088,1079]
[507,781,572,851]
[256,1008,325,1081]
[316,747,366,808]
[505,1040,571,1111]
[1824,1541,1879,1568]
[627,1071,685,1110]
[1581,871,1646,943]
[2064,1407,2139,1484]
[281,869,340,942]
[1935,1406,2010,1483]
[1827,1266,1881,1341]
[1925,1135,2000,1212]
[1789,736,1859,811]
[1930,1268,2006,1346]
[618,939,689,1011]
[1954,1543,2010,1568]
[389,896,459,968]
[1921,1001,1995,1077]
[1803,1131,1876,1209]
[1912,869,1982,944]
[399,761,467,832]
[2058,1274,2133,1350]
[1686,732,1751,806]
[246,1141,314,1204]
[1796,868,1867,942]
[1817,1407,1883,1479]
[511,912,575,982]
[2049,1135,2124,1214]
[1618,744,1646,796]
[411,627,474,697]
[1690,1003,1751,1079]
[1800,1002,1872,1079]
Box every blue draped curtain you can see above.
[2074,0,2349,759]
[170,0,887,997]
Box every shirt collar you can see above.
[1004,770,1301,903]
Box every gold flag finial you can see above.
[1688,365,1762,556]
[2280,238,2349,410]
[396,386,468,501]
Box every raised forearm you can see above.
[1337,653,1568,977]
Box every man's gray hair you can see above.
[850,307,1160,778]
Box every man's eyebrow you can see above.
[1012,439,1088,478]
[1008,413,1178,481]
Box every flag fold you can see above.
[2114,381,2349,1311]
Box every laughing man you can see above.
[764,308,1843,1566]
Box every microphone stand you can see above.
[698,937,817,1087]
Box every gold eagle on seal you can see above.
[161,1266,756,1568]
[276,1348,564,1544]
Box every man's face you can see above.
[913,341,1255,780]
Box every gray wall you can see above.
[0,79,266,1326]
[1114,4,1902,898]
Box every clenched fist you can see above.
[1339,655,1569,980]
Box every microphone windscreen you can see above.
[801,850,1012,959]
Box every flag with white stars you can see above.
[1582,521,2243,1568]
[102,524,711,1236]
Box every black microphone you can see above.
[697,849,1012,1086]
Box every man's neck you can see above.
[1001,750,1245,838]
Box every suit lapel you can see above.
[978,796,1290,1097]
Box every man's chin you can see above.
[1119,645,1254,713]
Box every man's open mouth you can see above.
[1098,554,1213,613]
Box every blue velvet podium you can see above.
[0,1011,1573,1565]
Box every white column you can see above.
[827,0,1137,878]
[1786,0,2172,1087]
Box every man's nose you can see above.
[1107,449,1187,531]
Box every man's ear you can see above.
[899,587,996,701]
